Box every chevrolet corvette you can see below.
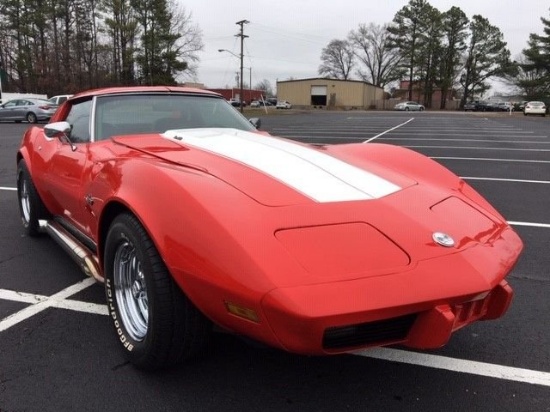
[16,86,523,370]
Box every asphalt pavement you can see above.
[0,111,549,412]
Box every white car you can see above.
[47,95,73,105]
[276,100,292,109]
[394,101,425,111]
[523,101,546,117]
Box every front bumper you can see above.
[260,227,520,354]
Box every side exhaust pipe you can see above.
[39,220,104,283]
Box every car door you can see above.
[0,100,19,120]
[15,100,32,119]
[40,98,94,232]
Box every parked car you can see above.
[276,100,292,109]
[17,86,522,371]
[250,100,271,108]
[523,101,546,116]
[0,98,58,123]
[394,101,425,111]
[494,102,514,112]
[48,94,73,105]
[228,98,245,107]
[463,101,479,111]
[515,101,528,111]
[463,101,494,112]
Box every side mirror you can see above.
[44,121,76,151]
[44,121,71,138]
[249,117,261,129]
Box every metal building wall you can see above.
[277,78,383,109]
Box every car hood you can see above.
[113,128,418,206]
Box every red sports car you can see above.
[16,86,523,370]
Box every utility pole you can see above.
[235,19,249,113]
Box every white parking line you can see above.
[433,157,550,164]
[463,177,550,184]
[0,187,17,191]
[1,280,549,387]
[357,348,550,387]
[379,138,550,144]
[508,221,550,229]
[0,278,104,332]
[407,145,550,152]
[363,118,415,143]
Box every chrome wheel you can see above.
[20,179,31,224]
[113,240,149,341]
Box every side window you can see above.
[66,99,92,143]
[58,96,68,104]
[5,101,17,108]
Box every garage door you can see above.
[311,86,327,96]
[311,86,327,106]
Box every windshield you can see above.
[94,93,256,141]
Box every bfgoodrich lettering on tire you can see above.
[104,213,211,371]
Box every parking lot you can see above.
[1,111,549,411]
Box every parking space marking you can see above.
[358,348,550,387]
[463,177,550,184]
[405,145,550,152]
[433,157,550,164]
[363,118,415,143]
[0,187,17,191]
[0,277,103,332]
[509,221,550,229]
[380,138,550,144]
[2,281,549,387]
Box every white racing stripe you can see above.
[163,129,401,202]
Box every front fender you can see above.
[94,158,276,315]
[16,126,42,171]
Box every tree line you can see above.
[0,0,203,97]
[318,0,550,109]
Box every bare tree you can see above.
[318,39,355,80]
[348,23,403,87]
[169,1,203,81]
[254,79,273,97]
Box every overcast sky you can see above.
[182,1,549,94]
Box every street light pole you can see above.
[235,20,249,113]
[248,67,252,103]
[219,47,252,111]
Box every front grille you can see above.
[322,314,417,350]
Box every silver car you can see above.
[394,101,425,111]
[0,98,58,123]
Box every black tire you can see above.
[26,112,38,123]
[419,107,424,111]
[104,213,211,371]
[17,160,49,236]
[405,107,410,111]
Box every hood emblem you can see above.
[433,232,455,247]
